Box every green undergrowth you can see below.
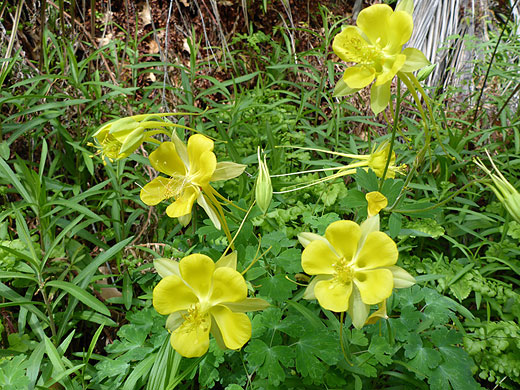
[1,2,520,389]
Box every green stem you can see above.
[379,80,401,189]
[40,283,58,341]
[397,72,429,126]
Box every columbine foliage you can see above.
[2,0,519,388]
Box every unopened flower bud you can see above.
[255,148,272,214]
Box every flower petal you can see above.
[153,275,198,315]
[298,232,329,249]
[348,285,370,329]
[210,305,251,350]
[209,267,247,305]
[356,4,393,47]
[171,314,211,357]
[166,185,199,218]
[223,298,270,312]
[154,258,180,278]
[197,192,221,230]
[375,53,406,86]
[387,10,413,49]
[343,65,376,89]
[166,312,184,332]
[301,240,338,276]
[354,268,393,305]
[332,26,370,63]
[370,81,391,114]
[325,220,361,261]
[211,161,247,181]
[303,274,332,300]
[140,177,171,206]
[401,47,431,72]
[149,142,186,176]
[366,191,388,217]
[355,231,398,269]
[365,300,388,325]
[333,77,361,97]
[179,254,215,299]
[215,251,237,270]
[187,135,216,185]
[314,279,353,312]
[389,265,416,288]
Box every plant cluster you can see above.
[1,0,520,389]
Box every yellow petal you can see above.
[301,240,338,276]
[171,314,211,357]
[153,275,198,315]
[303,275,332,300]
[325,220,361,261]
[370,81,391,115]
[191,151,217,187]
[187,135,216,185]
[314,279,352,312]
[366,191,388,217]
[389,265,416,288]
[211,162,247,181]
[179,254,215,298]
[348,285,370,329]
[332,26,370,63]
[197,192,221,230]
[365,300,388,325]
[215,251,237,270]
[149,142,186,176]
[356,4,393,47]
[343,65,376,89]
[223,298,270,312]
[375,53,406,86]
[395,0,414,15]
[210,305,251,350]
[355,231,398,269]
[354,268,393,305]
[209,267,247,305]
[333,77,361,97]
[178,212,192,226]
[154,258,180,278]
[140,177,172,206]
[166,312,184,332]
[166,185,199,218]
[401,48,431,72]
[387,10,413,49]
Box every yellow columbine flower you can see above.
[153,253,269,358]
[332,1,430,114]
[298,192,415,328]
[90,114,192,164]
[345,142,405,179]
[140,134,245,229]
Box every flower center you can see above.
[164,175,191,199]
[180,303,210,334]
[333,257,354,284]
[102,137,123,160]
[341,36,385,67]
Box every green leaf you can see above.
[46,280,111,316]
[246,339,294,386]
[294,329,338,380]
[368,335,394,365]
[258,274,297,302]
[275,248,302,273]
[408,346,441,378]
